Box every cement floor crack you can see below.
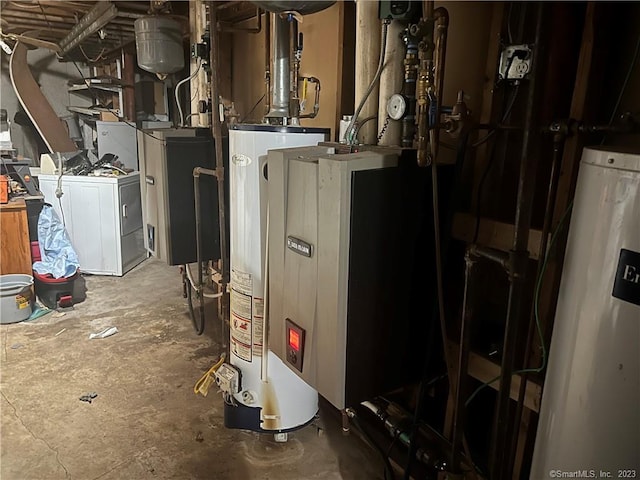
[1,391,71,480]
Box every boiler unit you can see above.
[222,124,329,433]
[137,128,221,265]
[267,146,437,409]
[531,147,640,477]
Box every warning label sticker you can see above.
[231,337,252,362]
[231,289,252,320]
[253,297,264,356]
[231,313,252,346]
[231,269,252,296]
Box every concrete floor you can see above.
[0,259,383,480]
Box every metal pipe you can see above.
[58,1,118,55]
[192,166,216,336]
[266,14,290,120]
[289,17,300,122]
[264,12,271,116]
[209,2,229,352]
[468,244,510,271]
[490,4,545,478]
[401,29,418,148]
[429,7,449,162]
[450,251,477,473]
[507,132,564,475]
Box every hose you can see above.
[346,19,390,145]
[175,59,202,127]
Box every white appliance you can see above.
[531,147,640,477]
[97,121,138,171]
[224,124,328,433]
[38,173,146,276]
[267,146,435,410]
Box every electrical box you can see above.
[379,1,421,20]
[268,147,437,409]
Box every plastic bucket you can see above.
[0,274,34,324]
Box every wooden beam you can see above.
[452,212,544,260]
[467,350,542,413]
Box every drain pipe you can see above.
[489,4,546,478]
[209,3,230,352]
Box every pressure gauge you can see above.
[386,93,406,120]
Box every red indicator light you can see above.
[289,329,300,351]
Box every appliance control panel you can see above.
[285,319,305,372]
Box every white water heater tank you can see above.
[225,125,329,432]
[531,147,640,478]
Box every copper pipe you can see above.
[430,7,449,162]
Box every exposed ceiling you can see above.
[0,1,259,65]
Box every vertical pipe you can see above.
[490,4,545,478]
[507,133,564,475]
[377,20,404,146]
[209,2,229,351]
[450,252,476,473]
[290,18,301,123]
[266,14,290,120]
[193,170,206,335]
[264,12,271,117]
[354,0,381,144]
[430,8,449,161]
[401,30,418,147]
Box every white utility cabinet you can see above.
[38,173,146,276]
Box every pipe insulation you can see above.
[353,0,382,144]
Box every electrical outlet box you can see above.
[379,1,421,20]
[498,44,533,81]
[214,363,242,395]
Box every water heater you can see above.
[224,124,328,433]
[531,147,640,477]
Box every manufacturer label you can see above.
[287,236,313,258]
[612,248,640,306]
[231,154,252,166]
